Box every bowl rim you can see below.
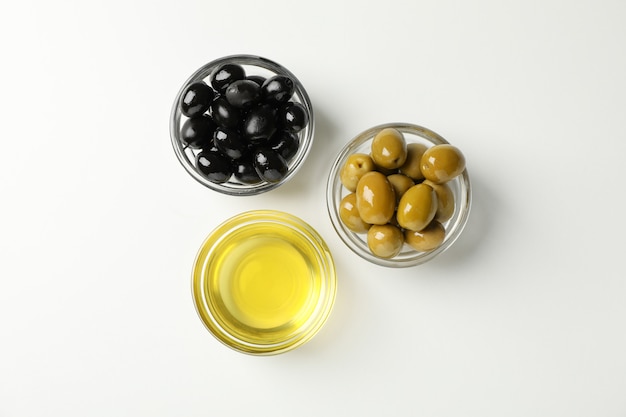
[191,209,337,355]
[326,122,472,268]
[170,54,315,196]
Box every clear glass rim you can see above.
[191,210,337,355]
[326,123,472,268]
[170,55,315,196]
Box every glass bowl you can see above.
[191,210,336,355]
[170,55,314,196]
[326,123,471,268]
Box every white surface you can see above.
[1,0,626,416]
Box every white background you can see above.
[1,0,625,416]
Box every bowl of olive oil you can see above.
[192,210,337,355]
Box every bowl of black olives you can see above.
[326,123,471,268]
[170,55,314,195]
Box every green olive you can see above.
[340,153,375,192]
[387,174,415,203]
[370,158,398,176]
[404,220,445,251]
[396,183,438,231]
[356,171,396,225]
[423,179,455,222]
[370,128,407,169]
[420,144,466,184]
[399,142,428,180]
[339,193,371,233]
[367,224,404,258]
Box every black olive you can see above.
[196,150,233,184]
[268,130,299,162]
[261,75,295,103]
[213,127,247,160]
[278,101,309,133]
[246,75,266,87]
[233,154,262,184]
[225,79,261,109]
[243,104,277,143]
[180,81,215,117]
[253,148,288,183]
[180,115,216,149]
[210,96,242,129]
[202,141,220,154]
[209,63,245,93]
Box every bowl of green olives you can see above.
[170,55,314,196]
[326,123,471,268]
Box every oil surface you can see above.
[205,223,321,344]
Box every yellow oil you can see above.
[202,222,323,345]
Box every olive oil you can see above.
[209,227,319,336]
[192,211,336,354]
